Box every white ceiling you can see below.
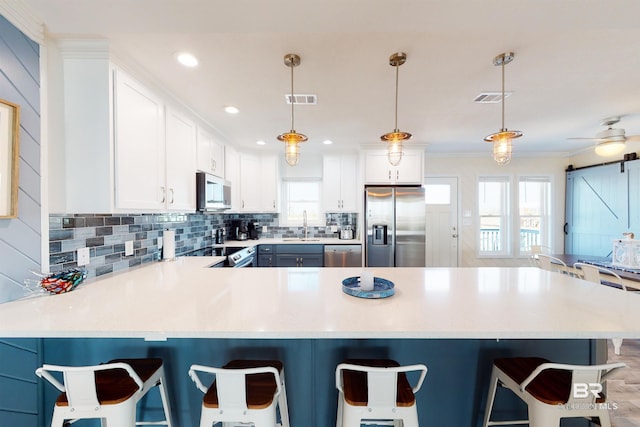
[22,0,640,159]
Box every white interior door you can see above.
[425,177,459,267]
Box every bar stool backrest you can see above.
[573,262,626,290]
[537,254,568,273]
[189,364,281,411]
[336,363,428,407]
[520,362,626,405]
[36,362,143,412]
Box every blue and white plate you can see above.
[342,276,395,299]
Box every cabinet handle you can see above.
[242,200,245,208]
[169,188,175,204]
[160,186,166,203]
[388,170,391,180]
[273,200,276,208]
[396,170,399,181]
[211,159,215,171]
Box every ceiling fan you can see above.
[568,116,640,156]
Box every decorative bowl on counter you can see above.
[342,276,395,299]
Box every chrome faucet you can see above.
[303,210,308,240]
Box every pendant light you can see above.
[484,52,522,166]
[380,52,411,166]
[277,53,307,166]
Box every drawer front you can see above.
[258,244,274,254]
[275,244,323,254]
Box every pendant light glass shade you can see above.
[484,52,522,165]
[381,52,411,165]
[278,54,307,166]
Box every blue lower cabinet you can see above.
[257,245,275,267]
[275,244,324,267]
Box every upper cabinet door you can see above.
[197,127,225,178]
[323,154,358,212]
[114,70,166,210]
[165,107,197,211]
[364,150,423,185]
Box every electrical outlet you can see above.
[331,225,338,232]
[262,225,267,233]
[125,240,134,256]
[77,247,90,266]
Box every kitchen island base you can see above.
[36,338,601,427]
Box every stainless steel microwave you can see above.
[196,172,232,211]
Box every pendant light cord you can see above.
[394,62,399,132]
[501,60,505,132]
[290,61,295,131]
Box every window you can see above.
[518,177,551,255]
[478,177,510,256]
[281,180,322,226]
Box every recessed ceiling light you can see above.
[176,52,198,67]
[256,140,266,145]
[323,140,333,145]
[224,106,239,114]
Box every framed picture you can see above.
[0,98,20,218]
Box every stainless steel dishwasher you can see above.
[324,245,362,267]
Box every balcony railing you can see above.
[480,228,540,252]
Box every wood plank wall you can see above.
[0,14,41,303]
[0,14,43,427]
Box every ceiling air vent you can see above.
[473,92,512,103]
[285,94,317,105]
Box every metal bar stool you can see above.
[482,357,625,427]
[335,359,428,427]
[35,357,173,427]
[188,359,290,427]
[574,261,635,354]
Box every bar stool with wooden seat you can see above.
[188,359,290,427]
[35,357,173,427]
[335,359,428,427]
[482,357,625,427]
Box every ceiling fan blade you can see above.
[625,134,640,142]
[567,137,606,142]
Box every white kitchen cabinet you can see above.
[114,70,166,210]
[165,107,197,211]
[224,145,242,211]
[323,154,358,212]
[260,155,279,212]
[114,70,196,212]
[197,127,225,178]
[53,41,200,213]
[238,153,279,212]
[364,150,424,185]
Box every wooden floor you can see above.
[608,339,640,427]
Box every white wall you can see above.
[424,154,570,267]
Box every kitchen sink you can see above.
[282,238,321,242]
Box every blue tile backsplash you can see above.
[49,212,358,278]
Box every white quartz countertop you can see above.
[1,258,639,339]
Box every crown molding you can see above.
[0,0,44,44]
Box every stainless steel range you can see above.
[183,246,256,267]
[226,246,256,267]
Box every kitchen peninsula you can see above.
[1,261,638,426]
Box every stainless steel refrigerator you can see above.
[365,186,426,267]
